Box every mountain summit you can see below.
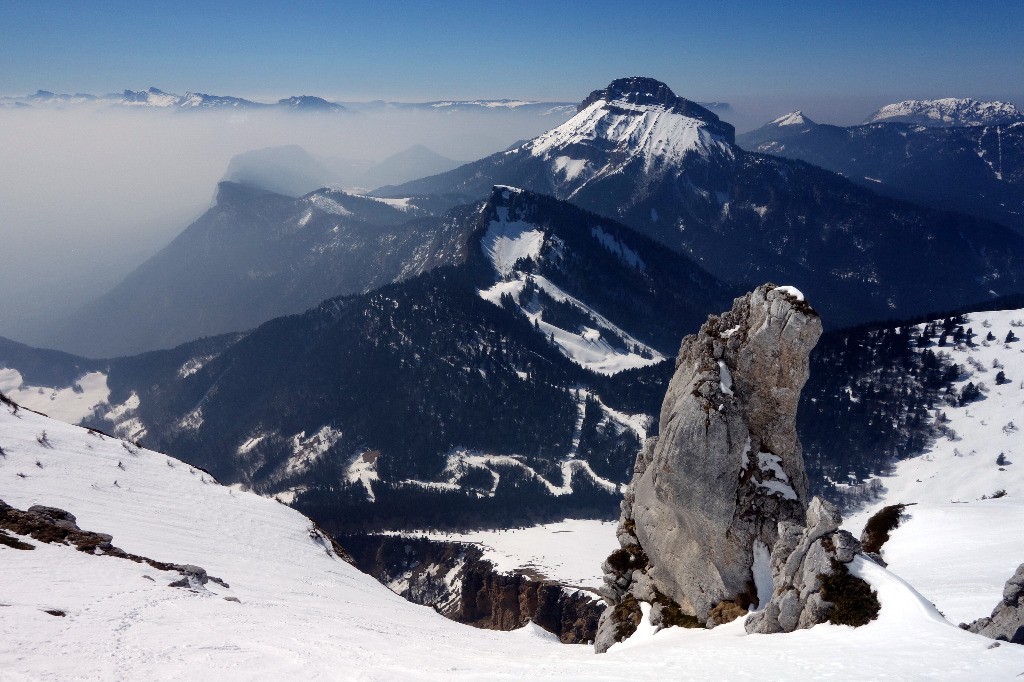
[522,77,735,181]
[378,77,1024,328]
[864,98,1023,127]
[575,76,736,142]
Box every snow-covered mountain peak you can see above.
[865,97,1023,127]
[769,110,815,127]
[577,77,727,125]
[277,95,346,112]
[523,77,735,185]
[120,87,178,107]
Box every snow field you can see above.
[0,368,110,424]
[2,392,1023,677]
[844,307,1024,624]
[398,519,619,589]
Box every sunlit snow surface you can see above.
[478,203,664,375]
[769,111,813,127]
[842,308,1024,628]
[526,100,734,181]
[2,401,1024,678]
[398,519,619,590]
[0,368,109,423]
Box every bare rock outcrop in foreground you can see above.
[963,563,1024,644]
[745,497,876,634]
[596,284,832,651]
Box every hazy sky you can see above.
[2,0,1023,350]
[2,0,1022,110]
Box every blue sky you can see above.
[2,0,1022,107]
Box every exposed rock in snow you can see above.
[745,497,876,634]
[964,563,1024,644]
[595,284,822,650]
[3,391,1024,677]
[0,499,230,591]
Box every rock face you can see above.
[343,534,604,644]
[595,284,822,651]
[964,564,1024,644]
[745,497,872,634]
[0,498,232,590]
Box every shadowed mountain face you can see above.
[739,114,1024,236]
[223,144,460,198]
[377,77,1024,329]
[46,183,472,357]
[55,187,733,531]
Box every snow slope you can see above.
[0,368,109,423]
[524,97,734,189]
[2,397,1023,678]
[845,307,1024,625]
[769,111,815,127]
[478,198,664,375]
[399,519,618,590]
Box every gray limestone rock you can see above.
[964,563,1024,644]
[595,284,822,651]
[745,497,874,634]
[168,564,210,590]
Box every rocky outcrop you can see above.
[746,497,878,633]
[0,498,230,590]
[963,564,1024,644]
[343,534,603,644]
[595,284,822,651]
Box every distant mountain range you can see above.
[223,144,462,196]
[864,98,1023,127]
[738,110,1024,235]
[42,187,732,531]
[0,87,572,115]
[0,87,349,111]
[0,86,731,120]
[377,77,1024,328]
[5,77,1024,534]
[44,183,469,357]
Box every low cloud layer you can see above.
[0,106,568,346]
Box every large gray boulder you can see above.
[964,563,1024,644]
[746,497,875,634]
[595,284,822,651]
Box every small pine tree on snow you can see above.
[1006,330,1019,343]
[959,382,982,405]
[996,371,1010,385]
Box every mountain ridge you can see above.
[378,77,1024,328]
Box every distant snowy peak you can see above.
[118,88,261,109]
[116,88,346,111]
[769,110,815,127]
[277,95,347,112]
[866,98,1023,127]
[576,77,735,142]
[524,77,735,182]
[119,87,180,107]
[177,91,261,109]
